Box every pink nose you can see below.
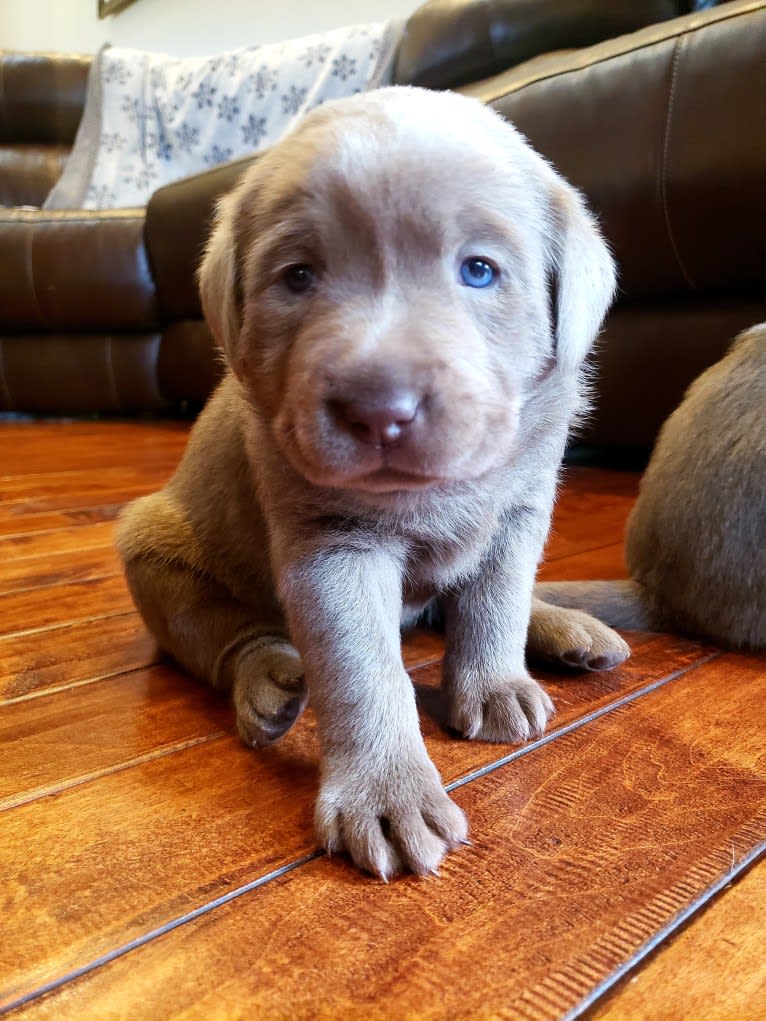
[330,390,420,447]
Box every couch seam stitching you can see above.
[659,35,696,291]
[25,220,51,329]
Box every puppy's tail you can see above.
[534,579,654,631]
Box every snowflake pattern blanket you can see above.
[45,20,402,211]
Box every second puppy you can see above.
[537,323,766,650]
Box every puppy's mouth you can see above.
[277,425,450,494]
[351,465,445,494]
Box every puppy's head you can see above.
[199,87,615,500]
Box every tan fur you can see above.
[536,324,766,651]
[116,87,626,879]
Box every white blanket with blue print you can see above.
[45,20,402,211]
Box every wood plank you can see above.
[0,545,121,595]
[0,521,116,562]
[589,860,766,1020]
[0,665,233,809]
[0,732,316,1010]
[546,467,638,560]
[538,542,625,581]
[0,488,159,532]
[0,574,135,634]
[0,422,189,475]
[0,459,177,533]
[0,634,712,1010]
[0,612,157,703]
[10,652,762,1020]
[0,503,126,536]
[0,465,177,502]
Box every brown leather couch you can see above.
[1,0,764,451]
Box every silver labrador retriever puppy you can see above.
[537,323,766,650]
[116,87,628,879]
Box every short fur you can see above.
[537,323,766,650]
[116,87,628,879]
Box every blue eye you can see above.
[283,264,315,294]
[460,257,497,289]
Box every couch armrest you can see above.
[145,154,257,322]
[392,0,685,89]
[0,50,91,144]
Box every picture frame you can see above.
[98,0,140,18]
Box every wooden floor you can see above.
[1,421,764,1020]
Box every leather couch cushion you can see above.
[393,0,689,89]
[463,0,766,301]
[146,155,256,322]
[0,144,69,207]
[583,297,766,447]
[157,321,225,403]
[0,333,168,413]
[0,208,158,330]
[0,52,90,144]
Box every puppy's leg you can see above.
[117,497,306,747]
[527,598,630,671]
[274,538,467,879]
[124,555,307,746]
[442,507,555,743]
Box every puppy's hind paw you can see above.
[528,603,630,672]
[233,639,308,747]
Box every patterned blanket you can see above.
[45,20,402,210]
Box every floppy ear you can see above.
[547,186,617,375]
[198,189,244,372]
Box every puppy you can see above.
[116,86,627,879]
[537,324,766,651]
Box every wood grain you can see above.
[545,467,637,560]
[10,652,763,1020]
[0,502,127,537]
[0,422,189,475]
[538,542,625,581]
[0,465,178,503]
[0,732,317,1009]
[0,574,135,633]
[589,860,766,1020]
[0,546,122,595]
[0,521,116,562]
[0,665,233,809]
[0,612,157,702]
[0,634,714,1011]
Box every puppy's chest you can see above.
[402,527,492,600]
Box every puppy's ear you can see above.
[198,189,244,371]
[547,186,617,374]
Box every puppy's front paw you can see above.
[447,673,554,743]
[315,753,468,880]
[233,639,307,747]
[528,603,631,671]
